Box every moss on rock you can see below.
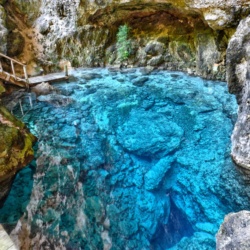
[0,105,36,202]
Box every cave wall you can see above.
[0,105,36,204]
[0,0,249,80]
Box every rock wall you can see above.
[226,16,250,175]
[0,0,249,80]
[0,105,36,205]
[216,211,250,249]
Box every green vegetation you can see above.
[116,24,130,62]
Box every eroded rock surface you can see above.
[3,69,248,250]
[226,16,250,175]
[216,211,250,250]
[0,105,36,204]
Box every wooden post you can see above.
[28,93,33,108]
[23,65,29,89]
[19,99,24,116]
[64,65,68,77]
[23,65,28,81]
[11,60,16,79]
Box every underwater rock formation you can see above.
[2,69,249,249]
[0,105,36,204]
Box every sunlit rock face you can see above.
[0,105,36,204]
[226,16,250,175]
[2,68,249,249]
[0,5,7,53]
[0,0,249,80]
[216,211,250,249]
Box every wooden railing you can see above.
[0,53,29,88]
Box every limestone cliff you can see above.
[0,0,249,80]
[226,16,250,175]
[0,105,36,205]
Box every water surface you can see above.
[1,68,250,249]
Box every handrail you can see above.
[0,53,29,87]
[0,52,26,66]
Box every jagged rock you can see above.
[7,30,25,57]
[31,82,54,96]
[132,76,149,86]
[216,211,250,250]
[0,105,36,204]
[37,93,73,106]
[0,81,6,96]
[145,41,165,56]
[0,5,7,53]
[4,0,249,79]
[226,16,250,174]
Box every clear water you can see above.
[1,68,250,249]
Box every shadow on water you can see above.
[151,197,194,250]
[0,158,36,233]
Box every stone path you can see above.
[0,225,17,250]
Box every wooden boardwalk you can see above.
[0,53,68,88]
[29,72,69,85]
[0,225,17,250]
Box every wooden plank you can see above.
[0,71,27,88]
[0,225,17,250]
[29,72,68,85]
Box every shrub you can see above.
[116,24,130,62]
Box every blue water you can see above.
[1,68,250,249]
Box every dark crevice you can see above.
[151,196,194,249]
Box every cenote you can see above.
[1,68,250,249]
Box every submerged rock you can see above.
[31,82,54,96]
[2,69,245,250]
[117,110,184,158]
[37,93,73,106]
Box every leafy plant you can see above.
[116,24,130,62]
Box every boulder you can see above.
[31,82,54,96]
[117,110,184,158]
[216,211,250,250]
[37,93,73,106]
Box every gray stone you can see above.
[216,211,250,250]
[31,82,54,96]
[132,76,149,87]
[226,16,250,173]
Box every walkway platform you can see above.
[0,225,17,250]
[0,53,68,88]
[29,72,69,86]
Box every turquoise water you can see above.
[1,68,250,249]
